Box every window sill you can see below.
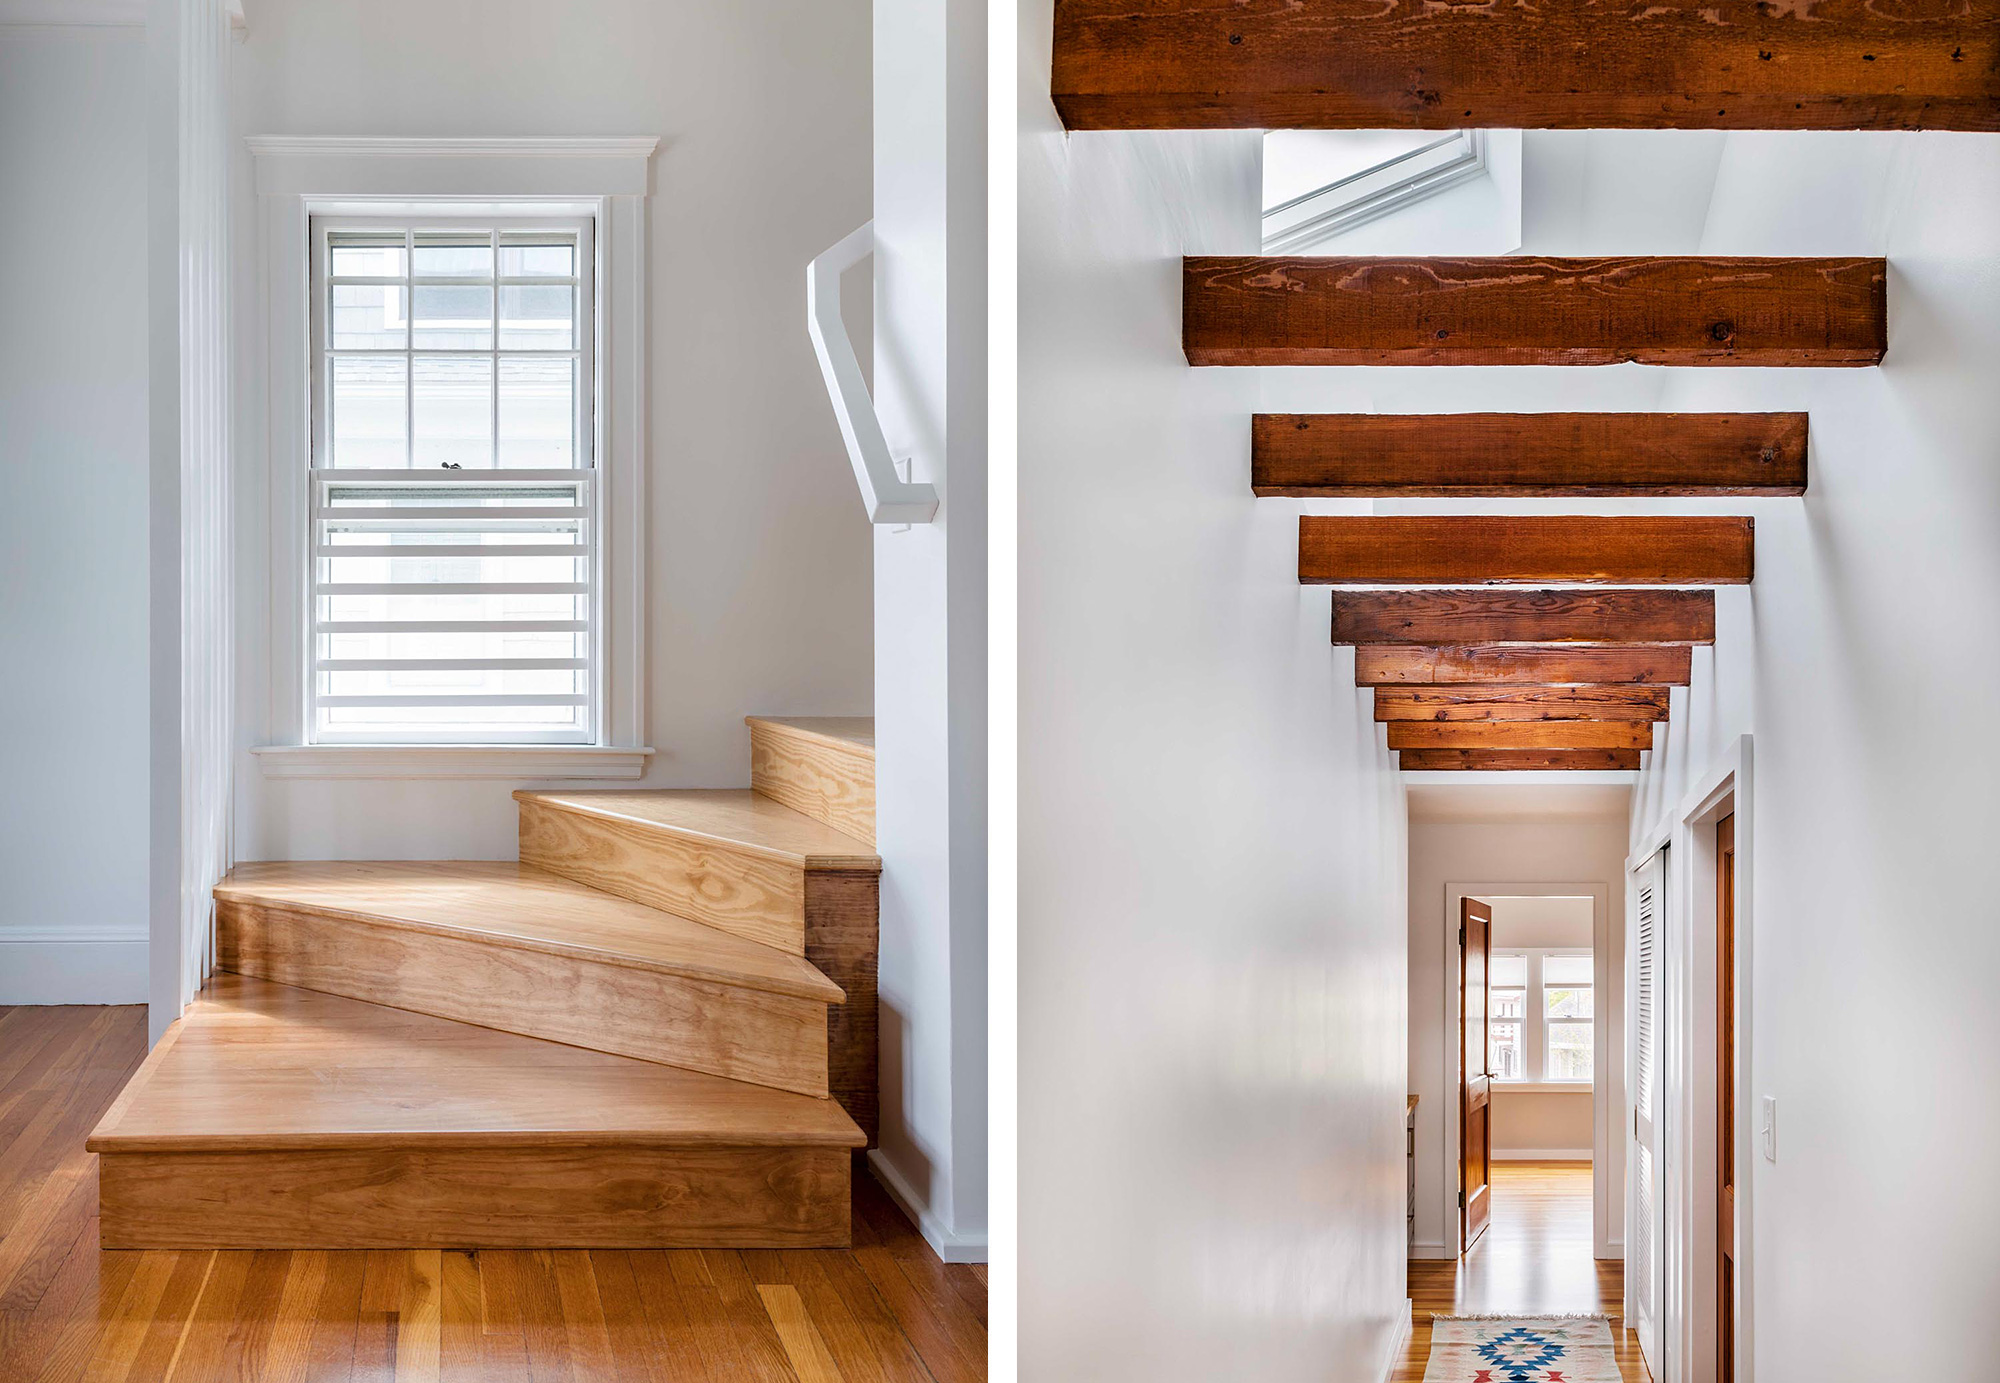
[252,745,654,781]
[1491,1081,1593,1095]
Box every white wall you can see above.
[1407,803,1629,1255]
[0,27,150,1003]
[1020,5,1408,1374]
[869,0,988,1261]
[227,0,876,860]
[1634,131,2000,1379]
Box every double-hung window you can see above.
[1490,949,1594,1085]
[308,217,597,745]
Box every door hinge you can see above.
[1458,1189,1465,1209]
[1458,927,1465,949]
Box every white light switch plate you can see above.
[1760,1096,1777,1162]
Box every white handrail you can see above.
[807,223,940,524]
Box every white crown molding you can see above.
[246,136,660,198]
[253,744,655,781]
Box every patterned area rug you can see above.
[1421,1315,1621,1383]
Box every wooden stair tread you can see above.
[515,790,880,870]
[87,975,866,1154]
[743,716,875,755]
[215,860,842,1004]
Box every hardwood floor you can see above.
[0,1004,986,1381]
[1395,1161,1649,1382]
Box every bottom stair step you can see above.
[86,974,864,1250]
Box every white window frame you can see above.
[307,214,599,747]
[244,137,656,778]
[1492,946,1594,1092]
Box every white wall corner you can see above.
[866,1149,989,1264]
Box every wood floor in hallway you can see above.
[0,1003,986,1382]
[1395,1161,1650,1381]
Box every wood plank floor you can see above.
[0,1004,986,1382]
[1395,1161,1649,1381]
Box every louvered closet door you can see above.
[1629,849,1666,1372]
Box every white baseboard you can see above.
[0,933,148,1004]
[1493,1148,1593,1161]
[864,1148,987,1264]
[1378,1299,1413,1382]
[1408,1239,1455,1260]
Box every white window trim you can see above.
[246,136,656,779]
[1492,946,1595,1088]
[1261,130,1489,253]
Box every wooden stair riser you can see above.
[97,1145,852,1250]
[747,718,876,844]
[518,798,806,955]
[805,870,880,1146]
[1185,257,1886,367]
[1052,0,2000,132]
[217,900,831,1099]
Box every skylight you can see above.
[1261,130,1491,253]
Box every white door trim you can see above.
[1626,733,1754,1383]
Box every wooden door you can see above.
[1717,815,1737,1383]
[1460,897,1493,1252]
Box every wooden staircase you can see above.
[89,716,881,1248]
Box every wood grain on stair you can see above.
[216,866,834,1099]
[746,716,876,844]
[1301,516,1754,585]
[1185,257,1886,367]
[1253,413,1808,496]
[87,977,864,1153]
[1354,645,1695,686]
[1373,686,1671,722]
[1398,749,1645,772]
[1331,589,1715,646]
[87,977,863,1249]
[1386,720,1656,751]
[216,861,839,1001]
[514,790,882,1142]
[1052,0,2000,132]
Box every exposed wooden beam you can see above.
[1387,721,1655,751]
[1332,590,1715,646]
[1184,257,1886,367]
[1398,749,1644,772]
[1301,516,1753,586]
[1051,0,2000,132]
[1373,687,1671,723]
[1253,413,1808,497]
[1354,645,1694,687]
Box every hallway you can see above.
[1394,1162,1648,1381]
